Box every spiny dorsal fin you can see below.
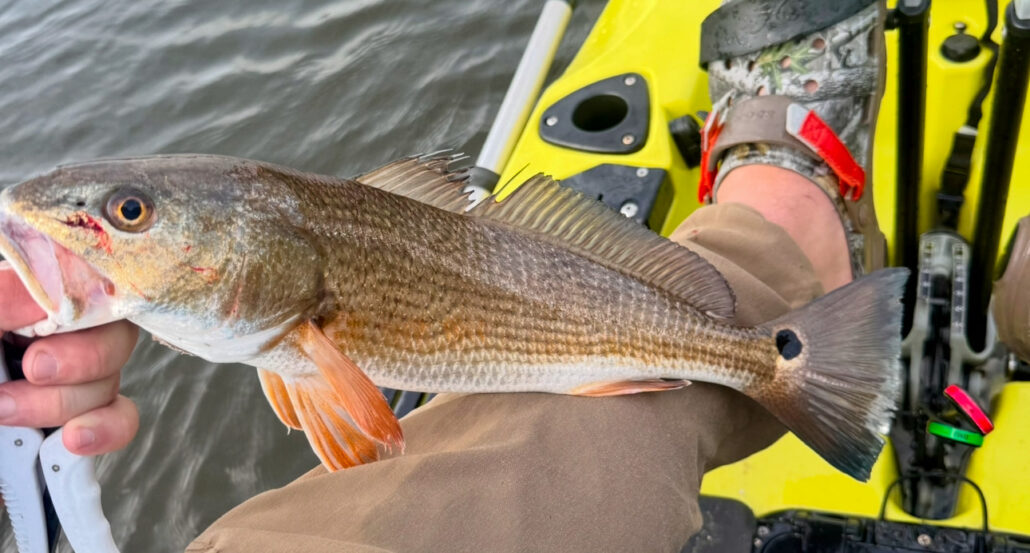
[472,175,736,319]
[354,154,476,213]
[355,156,735,318]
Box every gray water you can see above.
[0,1,604,550]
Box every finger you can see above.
[0,374,120,427]
[62,395,140,455]
[0,262,46,331]
[23,321,139,385]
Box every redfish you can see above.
[0,154,906,480]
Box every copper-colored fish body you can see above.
[285,183,761,393]
[0,154,906,479]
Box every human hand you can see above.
[0,262,140,455]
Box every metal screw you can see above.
[51,465,60,473]
[14,439,22,447]
[917,533,932,547]
[954,21,967,33]
[620,202,639,218]
[624,75,637,86]
[636,167,649,178]
[545,116,558,127]
[756,526,770,537]
[622,134,635,145]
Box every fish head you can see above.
[0,155,324,353]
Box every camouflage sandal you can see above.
[697,0,888,277]
[993,216,1030,361]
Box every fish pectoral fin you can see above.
[287,377,381,471]
[257,369,302,430]
[299,320,404,450]
[568,378,691,397]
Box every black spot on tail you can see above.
[776,329,803,360]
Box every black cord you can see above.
[966,0,1000,128]
[937,0,1002,229]
[879,470,989,534]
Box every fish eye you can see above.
[104,188,156,232]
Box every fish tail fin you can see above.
[756,268,908,481]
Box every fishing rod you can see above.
[893,0,929,336]
[968,0,1030,352]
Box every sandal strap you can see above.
[699,95,865,203]
[699,0,878,68]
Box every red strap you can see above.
[944,384,994,435]
[786,105,866,201]
[698,111,724,203]
[698,101,866,204]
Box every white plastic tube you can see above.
[475,0,573,177]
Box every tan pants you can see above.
[187,203,824,553]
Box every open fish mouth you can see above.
[0,209,117,336]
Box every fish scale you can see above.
[310,202,713,378]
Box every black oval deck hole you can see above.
[572,94,629,132]
[776,329,803,360]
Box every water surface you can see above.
[0,0,603,550]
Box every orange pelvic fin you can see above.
[286,377,380,470]
[299,320,404,450]
[257,369,302,430]
[569,379,691,397]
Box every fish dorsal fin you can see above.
[355,155,735,317]
[354,154,476,214]
[471,175,736,319]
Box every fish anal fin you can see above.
[569,379,691,397]
[473,175,736,319]
[299,320,404,450]
[286,378,380,471]
[354,154,475,214]
[256,369,302,430]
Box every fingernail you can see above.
[32,352,57,382]
[74,428,96,450]
[0,392,15,418]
